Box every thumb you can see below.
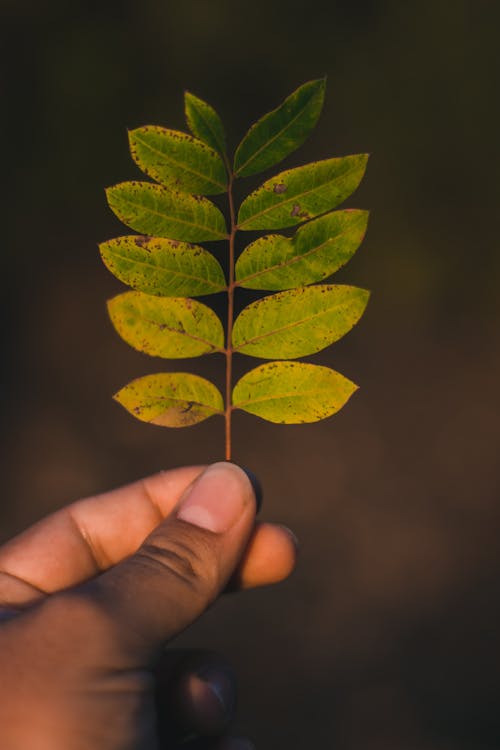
[84,462,257,661]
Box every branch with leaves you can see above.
[100,79,370,460]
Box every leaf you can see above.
[232,284,369,359]
[128,127,227,195]
[235,209,368,290]
[232,361,357,423]
[108,291,225,358]
[237,154,368,231]
[99,236,226,297]
[106,181,227,242]
[233,79,326,177]
[184,91,227,158]
[114,372,224,427]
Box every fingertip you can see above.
[229,522,299,590]
[155,650,237,740]
[177,666,236,735]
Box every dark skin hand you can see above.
[0,463,297,749]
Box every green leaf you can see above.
[184,91,227,158]
[232,284,369,359]
[114,372,224,427]
[108,291,224,358]
[237,154,368,231]
[233,361,357,423]
[99,236,226,297]
[106,181,227,242]
[233,79,325,178]
[235,209,368,290]
[128,127,227,195]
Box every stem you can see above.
[225,172,237,460]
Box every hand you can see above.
[0,462,297,749]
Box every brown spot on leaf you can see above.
[291,204,311,219]
[135,235,150,247]
[273,183,287,194]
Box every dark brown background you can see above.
[2,1,500,747]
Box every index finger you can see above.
[0,466,204,606]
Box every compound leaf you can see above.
[232,284,369,359]
[235,209,368,290]
[114,372,224,427]
[237,154,368,231]
[232,361,358,423]
[99,236,226,297]
[129,126,227,195]
[106,181,227,242]
[234,78,325,177]
[108,291,224,358]
[184,91,227,158]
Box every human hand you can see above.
[0,462,297,749]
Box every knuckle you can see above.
[134,531,219,598]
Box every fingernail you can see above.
[240,467,263,514]
[196,664,236,723]
[279,524,299,548]
[177,463,251,533]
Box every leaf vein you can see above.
[140,316,224,352]
[105,248,226,290]
[134,131,226,191]
[117,192,227,238]
[234,299,354,350]
[237,224,354,285]
[238,162,360,228]
[235,89,317,174]
[234,388,333,407]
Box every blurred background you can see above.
[2,1,500,747]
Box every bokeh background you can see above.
[2,1,500,747]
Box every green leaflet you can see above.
[114,372,224,427]
[235,209,369,290]
[232,284,369,359]
[184,92,227,158]
[234,78,326,178]
[99,236,226,297]
[108,291,224,358]
[232,361,358,423]
[129,127,227,195]
[106,181,227,242]
[237,154,368,231]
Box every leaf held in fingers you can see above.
[99,236,227,296]
[232,284,370,359]
[114,372,224,427]
[232,361,358,423]
[234,79,326,177]
[184,91,227,157]
[129,127,227,195]
[106,181,227,242]
[237,154,368,231]
[236,209,369,290]
[108,291,224,358]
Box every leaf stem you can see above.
[225,172,236,460]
